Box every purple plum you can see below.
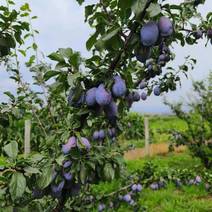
[158,16,173,37]
[62,136,77,154]
[195,176,201,184]
[140,22,159,46]
[95,84,111,106]
[131,184,137,192]
[85,87,97,106]
[93,131,99,140]
[63,172,72,181]
[207,29,212,38]
[150,183,159,190]
[81,137,91,150]
[32,188,44,199]
[63,160,72,168]
[194,30,203,39]
[158,54,166,62]
[98,203,106,211]
[139,80,147,89]
[112,76,126,97]
[123,194,131,203]
[141,92,147,101]
[136,46,151,63]
[104,100,118,119]
[137,184,143,192]
[153,86,161,96]
[99,129,105,140]
[133,91,140,102]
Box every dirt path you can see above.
[124,143,186,160]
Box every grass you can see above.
[91,152,212,212]
[126,151,202,172]
[149,115,187,144]
[121,115,188,148]
[136,184,212,212]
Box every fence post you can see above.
[24,119,31,155]
[144,117,150,156]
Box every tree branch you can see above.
[108,0,154,72]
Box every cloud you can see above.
[0,0,211,113]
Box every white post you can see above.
[144,117,150,156]
[24,119,31,155]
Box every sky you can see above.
[0,0,211,114]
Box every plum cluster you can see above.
[93,128,116,141]
[62,136,91,154]
[135,16,174,98]
[32,159,81,199]
[192,28,212,44]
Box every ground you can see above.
[91,115,211,211]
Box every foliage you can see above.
[0,0,212,211]
[166,73,212,168]
[120,112,145,140]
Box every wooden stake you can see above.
[24,119,31,155]
[144,117,150,156]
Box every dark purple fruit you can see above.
[112,76,126,97]
[62,136,77,154]
[153,86,161,96]
[141,92,147,100]
[85,87,97,106]
[96,84,111,106]
[158,16,173,37]
[140,22,159,46]
[136,47,151,63]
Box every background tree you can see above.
[166,72,212,169]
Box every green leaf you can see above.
[85,5,95,21]
[37,165,53,189]
[76,0,84,5]
[80,164,86,184]
[24,167,40,175]
[55,155,65,166]
[48,52,65,63]
[44,70,60,81]
[101,27,120,42]
[118,0,133,10]
[20,3,31,11]
[103,163,115,181]
[3,141,18,159]
[9,173,26,200]
[131,0,148,18]
[147,3,161,17]
[86,33,97,50]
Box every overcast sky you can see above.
[0,0,211,114]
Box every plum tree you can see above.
[140,22,159,46]
[1,0,212,211]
